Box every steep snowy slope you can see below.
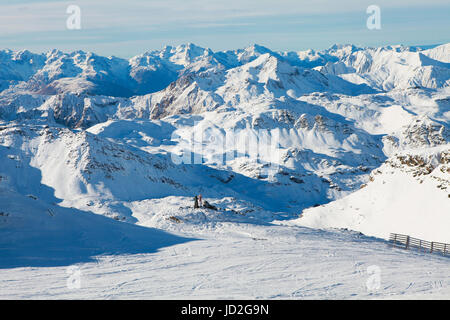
[293,147,450,243]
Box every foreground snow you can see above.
[0,194,449,299]
[1,221,449,299]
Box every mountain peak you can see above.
[246,44,272,53]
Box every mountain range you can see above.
[0,42,449,243]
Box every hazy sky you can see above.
[1,0,449,57]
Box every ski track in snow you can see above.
[1,220,449,299]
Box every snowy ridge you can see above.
[318,47,450,90]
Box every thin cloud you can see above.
[1,0,449,33]
[0,0,448,56]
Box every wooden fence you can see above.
[389,233,449,256]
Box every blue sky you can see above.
[1,0,449,57]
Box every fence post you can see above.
[394,233,397,246]
[405,236,410,250]
[430,242,434,253]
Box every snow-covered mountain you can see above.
[0,42,449,246]
[317,44,450,90]
[291,146,450,242]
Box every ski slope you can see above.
[0,193,449,299]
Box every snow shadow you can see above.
[0,143,196,269]
[0,196,197,269]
